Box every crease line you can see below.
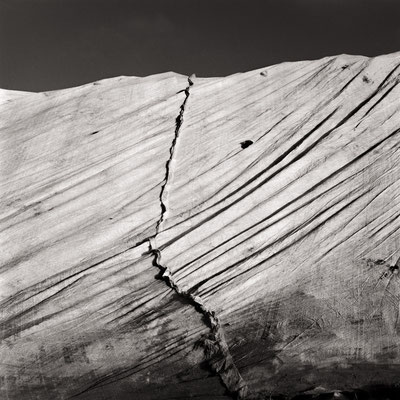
[149,75,248,399]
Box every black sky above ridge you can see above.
[1,0,400,91]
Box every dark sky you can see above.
[1,0,400,92]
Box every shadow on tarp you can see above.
[289,384,400,399]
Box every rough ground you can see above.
[1,52,400,399]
